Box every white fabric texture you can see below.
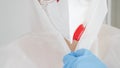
[1,24,120,68]
[97,25,120,68]
[43,0,108,49]
[0,0,120,68]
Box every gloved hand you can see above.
[63,49,107,68]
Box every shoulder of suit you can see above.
[98,24,120,38]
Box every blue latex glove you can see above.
[63,49,107,68]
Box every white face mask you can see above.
[41,0,107,49]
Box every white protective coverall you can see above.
[0,0,120,68]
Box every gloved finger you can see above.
[63,52,77,68]
[63,49,107,68]
[63,48,92,63]
[73,49,93,57]
[63,52,76,64]
[74,54,107,68]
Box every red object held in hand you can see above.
[73,24,85,41]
